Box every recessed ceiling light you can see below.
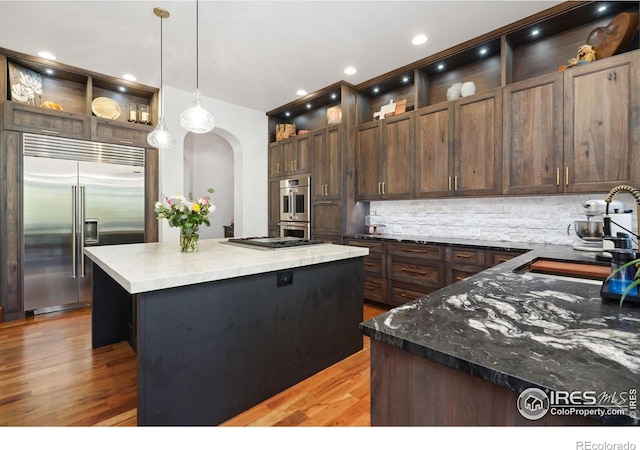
[38,51,56,60]
[598,5,607,12]
[437,63,444,70]
[402,76,409,83]
[306,103,312,109]
[412,34,428,46]
[479,47,488,55]
[296,89,307,96]
[45,68,55,75]
[373,87,379,94]
[344,66,357,75]
[531,29,540,37]
[331,93,337,100]
[118,86,127,93]
[285,112,291,117]
[123,74,137,82]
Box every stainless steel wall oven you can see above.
[279,176,310,239]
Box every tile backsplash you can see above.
[369,194,638,246]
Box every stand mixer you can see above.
[569,199,627,252]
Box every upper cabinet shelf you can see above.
[0,47,159,128]
[267,1,639,132]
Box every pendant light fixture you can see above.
[147,7,176,149]
[180,0,215,134]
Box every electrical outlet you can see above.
[277,270,293,287]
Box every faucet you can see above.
[604,185,640,248]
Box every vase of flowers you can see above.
[155,188,215,252]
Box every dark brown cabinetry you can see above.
[268,178,280,237]
[268,141,283,178]
[563,51,639,192]
[312,125,342,200]
[278,134,310,176]
[356,112,414,200]
[503,72,564,195]
[345,238,527,306]
[414,90,502,198]
[0,49,160,321]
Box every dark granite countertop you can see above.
[360,244,640,425]
[345,233,536,252]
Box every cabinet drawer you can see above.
[485,249,526,268]
[344,238,387,253]
[3,101,90,140]
[446,246,485,266]
[362,252,385,277]
[363,276,388,304]
[391,242,443,260]
[390,256,444,288]
[446,263,484,286]
[390,281,435,306]
[91,117,152,147]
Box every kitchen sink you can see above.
[514,258,609,285]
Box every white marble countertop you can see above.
[84,238,369,294]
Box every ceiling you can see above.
[0,0,564,113]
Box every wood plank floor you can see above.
[0,302,389,426]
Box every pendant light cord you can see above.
[196,0,199,89]
[160,12,164,116]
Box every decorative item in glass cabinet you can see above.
[128,103,138,123]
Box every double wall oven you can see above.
[279,176,310,239]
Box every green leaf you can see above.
[619,278,640,307]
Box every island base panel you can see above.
[370,340,597,426]
[137,258,364,426]
[91,264,133,349]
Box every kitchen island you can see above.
[85,238,368,426]
[361,244,640,426]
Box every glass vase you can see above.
[180,224,199,253]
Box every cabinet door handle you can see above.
[456,253,472,259]
[401,248,428,254]
[454,175,458,191]
[364,285,375,290]
[381,181,386,195]
[276,163,280,174]
[401,268,427,275]
[565,167,569,186]
[294,160,297,171]
[448,176,452,191]
[456,276,467,281]
[324,184,328,196]
[556,167,560,186]
[364,262,375,267]
[607,72,617,82]
[119,140,133,145]
[497,257,510,263]
[377,182,381,195]
[41,129,60,135]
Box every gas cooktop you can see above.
[225,236,328,250]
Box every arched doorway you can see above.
[183,132,234,239]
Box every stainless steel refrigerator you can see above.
[23,133,145,313]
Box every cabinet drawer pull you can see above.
[607,72,617,81]
[401,268,427,275]
[401,248,428,254]
[497,257,510,263]
[41,129,60,135]
[119,140,133,144]
[456,253,472,259]
[364,285,375,290]
[456,276,466,281]
[315,201,332,204]
[364,262,375,267]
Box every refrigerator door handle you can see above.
[80,186,86,277]
[71,186,77,278]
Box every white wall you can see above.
[157,86,267,242]
[184,132,234,239]
[369,194,638,246]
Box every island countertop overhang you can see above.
[84,238,368,294]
